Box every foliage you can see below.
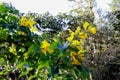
[35,12,63,33]
[0,2,19,28]
[84,28,120,80]
[1,1,120,80]
[68,0,95,24]
[0,2,97,80]
[109,11,120,31]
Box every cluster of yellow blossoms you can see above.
[66,22,96,65]
[40,22,96,65]
[20,16,37,32]
[41,40,54,55]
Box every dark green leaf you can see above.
[76,65,90,79]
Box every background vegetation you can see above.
[0,0,120,80]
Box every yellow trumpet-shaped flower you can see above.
[69,30,75,35]
[75,27,81,35]
[76,46,83,51]
[70,51,76,57]
[70,51,80,65]
[20,16,36,32]
[71,40,80,46]
[88,26,96,34]
[41,40,50,54]
[77,51,84,61]
[9,43,17,55]
[78,32,87,39]
[67,35,74,42]
[67,29,75,42]
[20,16,28,26]
[28,20,36,28]
[72,57,80,65]
[83,22,89,30]
[70,50,84,65]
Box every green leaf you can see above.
[50,65,59,77]
[0,71,5,75]
[16,62,29,69]
[49,42,58,50]
[18,47,26,53]
[19,26,31,35]
[28,75,37,80]
[76,65,90,79]
[74,67,79,77]
[19,67,33,77]
[28,44,40,52]
[38,61,49,70]
[0,4,7,13]
[0,28,8,40]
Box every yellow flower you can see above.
[9,43,17,55]
[41,40,50,54]
[72,57,80,65]
[70,51,76,57]
[70,51,80,65]
[83,22,89,30]
[28,20,36,28]
[75,27,81,35]
[20,16,36,28]
[69,30,75,35]
[71,40,80,46]
[20,16,28,26]
[67,30,74,42]
[78,32,87,39]
[77,51,84,61]
[18,31,26,35]
[76,46,83,51]
[67,35,74,42]
[70,51,84,65]
[79,40,84,44]
[88,26,96,34]
[30,27,37,32]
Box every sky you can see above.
[1,0,112,15]
[1,0,73,15]
[96,0,112,10]
[93,0,112,19]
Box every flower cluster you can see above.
[66,22,96,65]
[39,22,96,65]
[19,16,96,66]
[20,16,37,32]
[41,40,54,55]
[83,21,96,34]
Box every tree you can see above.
[68,0,95,24]
[0,2,20,31]
[109,0,120,31]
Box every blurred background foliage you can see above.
[0,2,20,30]
[0,0,120,80]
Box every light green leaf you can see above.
[49,42,58,50]
[16,62,29,69]
[38,61,49,70]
